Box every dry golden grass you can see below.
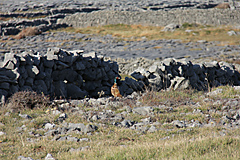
[53,24,240,45]
[14,27,42,39]
[0,17,12,21]
[153,46,162,49]
[214,3,230,9]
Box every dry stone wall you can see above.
[0,48,121,100]
[120,57,240,91]
[1,49,240,102]
[0,7,102,36]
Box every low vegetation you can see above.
[52,23,240,45]
[6,91,51,112]
[1,86,240,159]
[13,27,42,39]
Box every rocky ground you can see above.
[0,0,235,13]
[2,23,240,69]
[1,86,240,159]
[1,31,240,62]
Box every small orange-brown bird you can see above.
[111,77,122,98]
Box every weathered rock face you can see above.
[0,48,121,100]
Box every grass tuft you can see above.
[6,91,51,112]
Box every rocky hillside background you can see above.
[58,9,240,28]
[1,0,240,36]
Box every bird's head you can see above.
[114,77,120,83]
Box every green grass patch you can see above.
[141,89,203,106]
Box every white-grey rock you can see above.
[69,146,89,152]
[79,138,89,142]
[92,115,99,121]
[170,76,190,90]
[227,30,237,36]
[68,123,85,130]
[172,120,186,128]
[162,23,180,32]
[19,114,32,119]
[66,136,79,142]
[0,131,6,136]
[83,124,98,134]
[45,123,55,130]
[133,106,154,116]
[59,113,67,119]
[207,88,223,96]
[149,64,159,73]
[45,153,55,160]
[148,125,158,133]
[233,86,240,91]
[52,110,61,115]
[121,119,134,127]
[17,156,34,160]
[134,67,150,78]
[82,51,97,58]
[148,73,163,91]
[204,61,219,68]
[141,117,152,124]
